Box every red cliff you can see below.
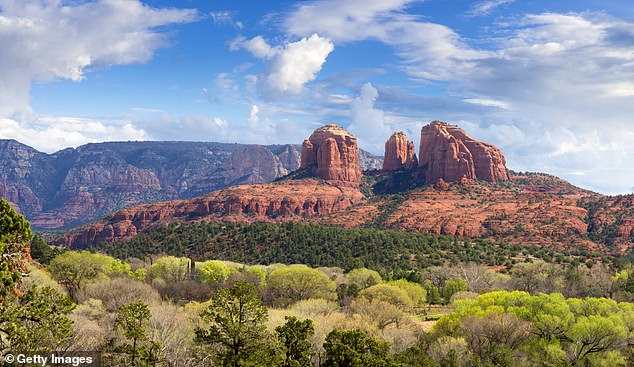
[383,131,418,171]
[300,124,362,184]
[418,121,509,183]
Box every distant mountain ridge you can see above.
[0,139,383,229]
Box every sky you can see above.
[1,0,633,195]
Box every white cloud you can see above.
[348,83,392,152]
[231,36,278,59]
[233,34,334,97]
[284,4,634,193]
[284,0,485,81]
[210,11,243,29]
[0,115,150,153]
[0,0,197,117]
[248,105,259,129]
[467,0,515,17]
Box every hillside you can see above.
[0,139,382,229]
[49,122,634,257]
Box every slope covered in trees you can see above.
[94,221,608,273]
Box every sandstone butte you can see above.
[50,121,634,256]
[383,131,418,171]
[418,120,509,183]
[300,123,362,184]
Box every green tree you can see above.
[440,278,467,305]
[29,235,60,265]
[275,316,315,367]
[0,198,32,298]
[114,301,162,366]
[196,280,272,367]
[347,268,383,289]
[49,251,130,300]
[199,260,233,286]
[0,199,74,355]
[150,256,190,283]
[322,329,399,367]
[358,283,414,308]
[267,267,337,307]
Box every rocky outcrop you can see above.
[383,131,417,171]
[221,145,289,185]
[0,140,321,229]
[418,121,509,183]
[53,179,365,248]
[300,124,362,184]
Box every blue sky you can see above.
[1,0,633,194]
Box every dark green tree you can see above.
[0,199,74,355]
[196,280,272,367]
[0,198,32,299]
[275,316,315,367]
[322,329,400,367]
[114,301,162,366]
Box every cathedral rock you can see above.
[418,121,509,183]
[383,131,418,171]
[300,124,362,184]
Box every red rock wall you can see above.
[383,131,418,171]
[300,124,362,183]
[418,121,509,183]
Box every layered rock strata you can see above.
[300,124,362,184]
[418,121,509,183]
[383,131,418,171]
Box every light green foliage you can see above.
[440,278,468,305]
[387,279,426,306]
[434,290,634,366]
[150,256,190,283]
[267,267,337,307]
[114,301,162,365]
[346,268,383,289]
[196,280,273,366]
[49,251,134,300]
[323,329,400,367]
[358,283,414,308]
[246,265,267,286]
[199,260,232,285]
[276,316,315,367]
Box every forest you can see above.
[94,221,612,275]
[3,198,634,366]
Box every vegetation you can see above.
[95,221,604,275]
[5,197,634,366]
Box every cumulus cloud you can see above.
[232,34,334,97]
[282,3,634,193]
[0,0,197,117]
[348,83,392,152]
[248,105,259,129]
[284,0,483,80]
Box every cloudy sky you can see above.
[1,0,633,194]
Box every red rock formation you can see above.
[383,131,418,171]
[418,121,509,183]
[53,179,365,248]
[300,124,362,184]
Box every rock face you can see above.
[418,121,509,183]
[0,140,303,229]
[383,132,418,171]
[53,179,365,248]
[300,124,362,184]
